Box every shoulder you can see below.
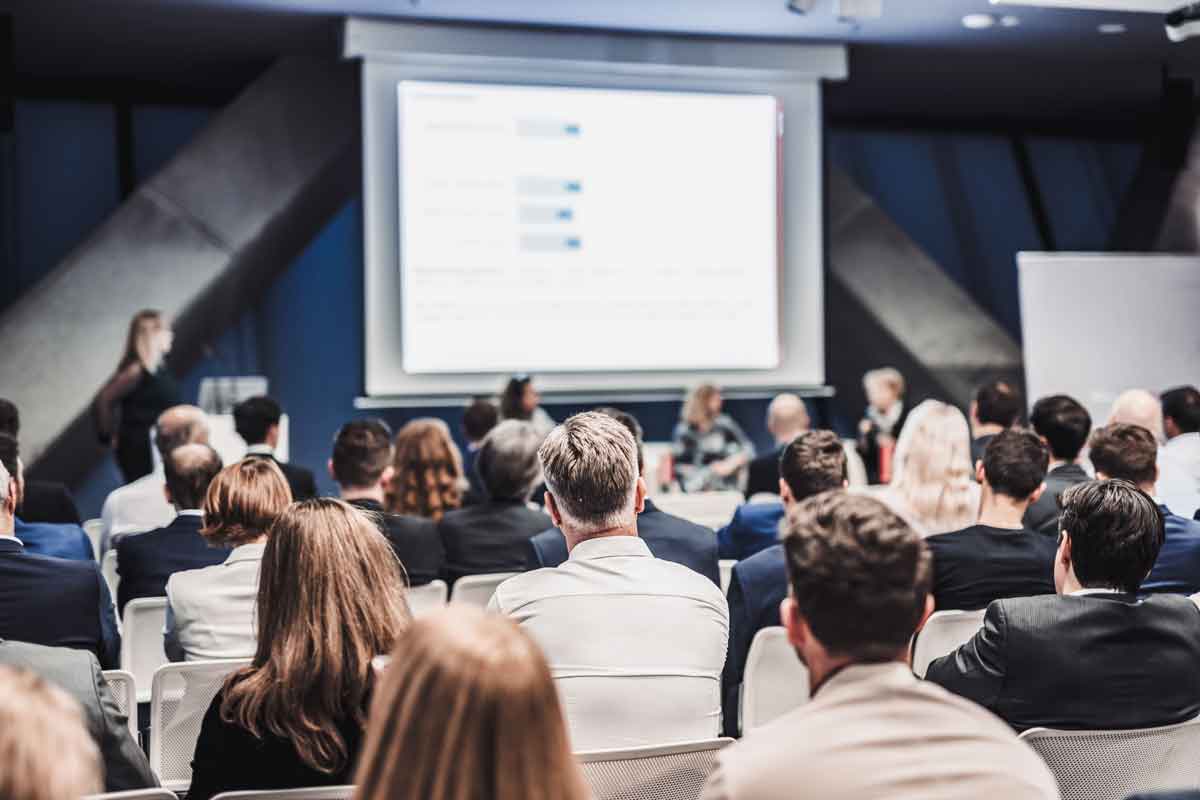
[641,509,714,540]
[645,556,728,606]
[739,503,785,525]
[168,562,221,596]
[734,544,786,581]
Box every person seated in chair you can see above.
[1023,394,1092,536]
[0,435,91,561]
[744,394,810,500]
[234,395,317,501]
[0,398,81,524]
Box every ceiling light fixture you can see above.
[963,13,998,28]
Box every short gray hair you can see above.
[539,412,638,533]
[477,420,544,501]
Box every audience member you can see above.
[439,420,551,582]
[882,399,979,535]
[0,664,101,800]
[461,398,499,506]
[744,393,810,499]
[0,461,119,668]
[721,430,848,734]
[0,398,81,524]
[115,443,227,614]
[527,408,719,585]
[1089,424,1200,595]
[0,435,91,561]
[500,375,556,436]
[968,379,1023,466]
[927,430,1056,610]
[101,404,209,547]
[188,499,408,800]
[491,412,728,750]
[1024,394,1092,535]
[353,607,589,800]
[165,458,291,661]
[702,492,1057,800]
[856,366,908,484]
[927,479,1200,731]
[234,395,317,501]
[385,418,464,520]
[0,641,155,792]
[672,382,755,494]
[1109,388,1197,515]
[1162,385,1200,494]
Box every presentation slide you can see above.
[398,81,781,375]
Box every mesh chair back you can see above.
[101,669,138,739]
[150,658,251,792]
[85,789,180,800]
[741,627,809,733]
[102,550,119,605]
[120,598,169,703]
[578,738,733,800]
[718,560,737,596]
[911,609,985,678]
[651,492,743,530]
[1020,717,1200,800]
[210,788,356,800]
[83,518,104,561]
[450,573,518,608]
[406,579,448,617]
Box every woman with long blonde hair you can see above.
[671,383,754,492]
[187,499,410,800]
[883,399,979,535]
[354,606,589,800]
[386,418,464,521]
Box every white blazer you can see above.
[165,542,264,661]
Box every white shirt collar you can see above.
[226,542,267,564]
[1068,587,1122,597]
[245,444,275,457]
[176,509,204,518]
[568,535,651,562]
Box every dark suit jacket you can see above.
[437,500,552,583]
[15,516,93,562]
[115,514,230,615]
[715,502,785,561]
[970,434,996,470]
[0,640,156,791]
[1023,463,1090,536]
[20,479,81,524]
[744,448,783,500]
[1141,505,1200,596]
[348,498,444,587]
[927,524,1058,611]
[721,542,787,736]
[926,592,1200,732]
[247,453,317,501]
[525,499,720,585]
[0,538,120,668]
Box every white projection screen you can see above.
[345,19,847,401]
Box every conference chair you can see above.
[910,609,986,678]
[150,658,251,793]
[719,560,737,595]
[85,790,179,800]
[210,788,355,800]
[1020,717,1200,800]
[740,626,810,734]
[406,579,448,617]
[83,518,103,561]
[102,669,138,739]
[120,597,169,703]
[651,491,743,530]
[577,738,733,800]
[102,550,119,605]
[450,572,518,608]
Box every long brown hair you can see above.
[119,309,167,371]
[682,383,721,428]
[386,419,463,520]
[221,499,410,774]
[201,458,293,547]
[353,607,589,800]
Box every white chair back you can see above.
[577,738,733,800]
[120,598,169,703]
[651,491,743,530]
[746,492,780,505]
[406,579,448,617]
[450,573,518,608]
[718,560,736,596]
[210,788,355,800]
[150,659,251,793]
[85,790,180,800]
[102,550,119,604]
[83,518,104,561]
[911,609,985,678]
[741,626,809,733]
[101,669,138,739]
[1020,717,1200,800]
[842,439,869,487]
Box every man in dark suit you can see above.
[116,443,228,614]
[330,418,444,586]
[461,398,499,507]
[744,393,810,500]
[527,408,719,585]
[926,479,1200,732]
[927,430,1057,611]
[0,435,92,561]
[234,395,317,501]
[1024,394,1092,536]
[0,640,156,791]
[968,379,1023,468]
[0,460,119,668]
[720,429,848,735]
[0,397,81,524]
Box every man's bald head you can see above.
[155,405,210,462]
[1107,390,1164,443]
[164,443,222,510]
[768,393,811,445]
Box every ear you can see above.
[545,492,563,528]
[778,478,795,506]
[975,460,986,484]
[379,465,395,490]
[916,594,935,632]
[326,459,336,482]
[1027,481,1047,506]
[1058,532,1073,572]
[163,483,174,506]
[780,596,808,651]
[633,476,647,515]
[1095,470,1110,481]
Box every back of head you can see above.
[233,396,282,446]
[1162,385,1200,435]
[0,434,18,489]
[539,411,639,536]
[981,429,1049,501]
[783,492,930,661]
[164,443,223,510]
[595,406,645,474]
[973,379,1023,428]
[0,664,101,800]
[768,393,810,440]
[354,607,587,800]
[780,430,846,501]
[0,399,17,438]
[155,405,210,462]
[1088,424,1158,487]
[891,400,976,532]
[500,377,533,421]
[462,399,500,444]
[223,498,408,775]
[477,420,544,502]
[332,419,394,490]
[202,458,292,547]
[387,419,463,520]
[1030,394,1092,462]
[1060,479,1164,593]
[1107,389,1164,442]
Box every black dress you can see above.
[115,367,179,482]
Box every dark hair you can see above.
[783,492,930,661]
[462,400,499,444]
[332,419,394,490]
[1088,424,1158,486]
[164,444,223,510]
[1162,386,1200,435]
[981,429,1049,500]
[779,430,847,501]
[0,400,17,438]
[500,377,533,422]
[974,379,1023,428]
[1059,479,1164,593]
[595,407,645,474]
[234,396,283,446]
[0,434,17,482]
[1030,395,1091,461]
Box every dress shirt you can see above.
[1159,443,1200,518]
[1165,433,1200,491]
[490,536,729,751]
[165,542,265,661]
[14,516,93,562]
[100,469,173,550]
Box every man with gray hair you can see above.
[745,393,811,499]
[490,411,729,750]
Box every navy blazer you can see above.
[1141,505,1200,596]
[0,537,120,668]
[715,502,785,561]
[721,543,787,735]
[115,514,230,615]
[524,499,720,585]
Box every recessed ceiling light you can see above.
[963,13,997,29]
[999,14,1021,26]
[1098,22,1127,34]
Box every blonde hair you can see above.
[0,665,102,800]
[202,458,293,547]
[863,367,905,397]
[353,607,589,800]
[890,400,977,534]
[386,419,464,521]
[682,383,722,428]
[119,309,167,372]
[221,499,410,775]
